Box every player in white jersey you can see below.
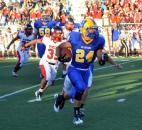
[22,26,65,101]
[61,18,78,78]
[7,24,35,77]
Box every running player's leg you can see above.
[12,50,23,77]
[68,67,87,125]
[54,75,72,112]
[49,64,58,86]
[35,61,51,101]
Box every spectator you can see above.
[5,27,14,56]
[130,32,141,56]
[112,24,121,56]
[0,30,5,58]
[119,30,129,57]
[0,0,6,10]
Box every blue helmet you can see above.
[80,17,99,39]
[25,24,33,29]
[25,24,33,35]
[41,8,53,23]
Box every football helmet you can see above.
[51,26,64,42]
[41,8,53,23]
[24,24,33,35]
[65,18,75,31]
[80,17,99,39]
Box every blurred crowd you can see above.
[86,0,142,23]
[0,0,68,26]
[0,0,142,58]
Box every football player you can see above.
[34,8,57,58]
[7,24,35,77]
[61,17,77,78]
[22,26,66,101]
[54,17,122,125]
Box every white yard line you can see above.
[0,84,39,100]
[0,59,139,101]
[0,62,36,69]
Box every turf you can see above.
[0,58,142,130]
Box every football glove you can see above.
[58,54,71,62]
[98,53,109,66]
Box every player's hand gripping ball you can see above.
[58,42,72,62]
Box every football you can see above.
[59,42,72,59]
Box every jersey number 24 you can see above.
[75,49,94,63]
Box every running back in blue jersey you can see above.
[69,31,105,69]
[66,31,105,93]
[34,19,57,57]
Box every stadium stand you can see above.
[0,0,141,58]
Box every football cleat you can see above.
[54,94,65,112]
[12,71,18,77]
[35,90,42,101]
[73,115,83,125]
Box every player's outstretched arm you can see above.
[107,56,123,69]
[7,35,19,50]
[97,49,123,69]
[22,39,42,51]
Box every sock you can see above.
[74,107,80,116]
[39,88,43,93]
[14,63,21,72]
[80,104,84,109]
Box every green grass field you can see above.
[0,58,142,130]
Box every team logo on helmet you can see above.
[80,17,99,39]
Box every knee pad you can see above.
[74,91,83,101]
